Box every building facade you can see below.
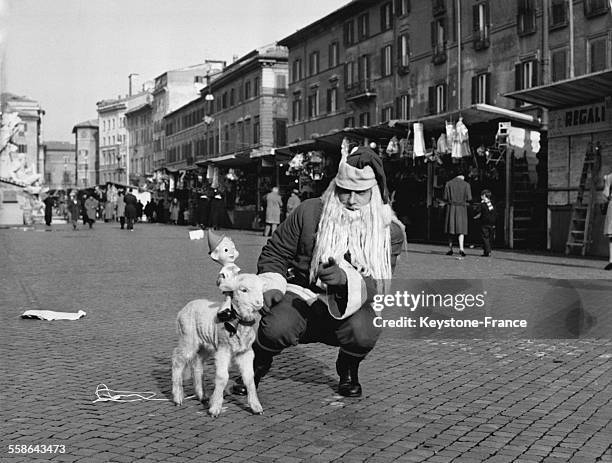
[43,141,76,191]
[97,91,150,185]
[72,120,99,188]
[151,62,225,171]
[124,101,153,187]
[278,0,611,253]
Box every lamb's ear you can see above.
[218,274,237,292]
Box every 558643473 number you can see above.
[8,444,66,454]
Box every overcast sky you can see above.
[4,0,347,141]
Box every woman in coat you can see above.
[116,191,126,229]
[123,189,138,231]
[169,198,180,224]
[263,186,282,237]
[83,194,99,229]
[67,193,80,230]
[444,170,472,257]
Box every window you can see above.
[17,144,27,153]
[254,77,260,96]
[398,34,410,71]
[588,36,609,73]
[329,42,339,68]
[253,116,260,144]
[245,81,251,99]
[584,0,609,17]
[308,90,319,118]
[222,92,228,109]
[428,83,447,114]
[359,55,370,83]
[292,96,302,122]
[381,106,393,123]
[432,0,445,16]
[551,49,568,82]
[344,117,355,128]
[230,88,235,106]
[473,2,490,49]
[358,13,369,40]
[381,3,393,31]
[327,87,338,113]
[274,119,287,147]
[292,59,302,82]
[431,18,447,63]
[359,112,370,126]
[515,59,538,91]
[275,74,287,95]
[395,0,410,16]
[396,94,410,119]
[517,0,536,36]
[471,72,491,104]
[309,51,319,76]
[344,20,355,46]
[344,61,356,88]
[381,45,393,77]
[550,0,567,29]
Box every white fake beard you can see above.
[309,181,392,284]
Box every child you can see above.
[474,189,496,257]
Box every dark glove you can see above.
[317,257,347,287]
[263,289,284,312]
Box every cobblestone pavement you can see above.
[1,222,611,463]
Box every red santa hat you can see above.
[335,144,389,203]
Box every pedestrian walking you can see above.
[474,189,496,257]
[263,186,282,237]
[83,194,99,229]
[156,198,166,223]
[169,198,180,225]
[196,193,210,229]
[209,190,227,230]
[443,169,472,257]
[286,189,301,216]
[67,192,80,230]
[602,171,612,270]
[136,200,144,222]
[43,195,54,226]
[124,188,138,231]
[116,191,126,229]
[231,143,406,398]
[144,200,154,223]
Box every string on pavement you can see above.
[93,383,195,403]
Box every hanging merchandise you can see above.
[386,136,399,156]
[445,121,456,148]
[413,122,426,157]
[453,117,471,158]
[436,132,449,154]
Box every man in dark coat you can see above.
[43,195,54,226]
[67,192,80,231]
[124,189,138,231]
[196,193,210,229]
[232,141,406,398]
[444,170,472,257]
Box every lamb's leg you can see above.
[192,350,206,403]
[235,349,263,415]
[172,344,196,406]
[208,347,231,417]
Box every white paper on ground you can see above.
[189,229,205,240]
[21,310,87,321]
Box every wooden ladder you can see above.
[565,143,599,256]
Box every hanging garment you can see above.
[453,118,471,158]
[445,121,456,148]
[413,122,426,157]
[436,133,449,154]
[398,138,410,157]
[386,136,399,155]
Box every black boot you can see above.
[231,346,273,395]
[336,352,362,398]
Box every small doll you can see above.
[208,230,241,335]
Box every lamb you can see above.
[171,273,264,417]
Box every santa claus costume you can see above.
[233,142,406,397]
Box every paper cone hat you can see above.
[207,229,224,254]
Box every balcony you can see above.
[432,46,447,65]
[345,80,377,101]
[473,29,490,50]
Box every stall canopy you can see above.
[195,151,256,168]
[504,69,612,109]
[392,103,541,133]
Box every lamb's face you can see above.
[231,274,264,322]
